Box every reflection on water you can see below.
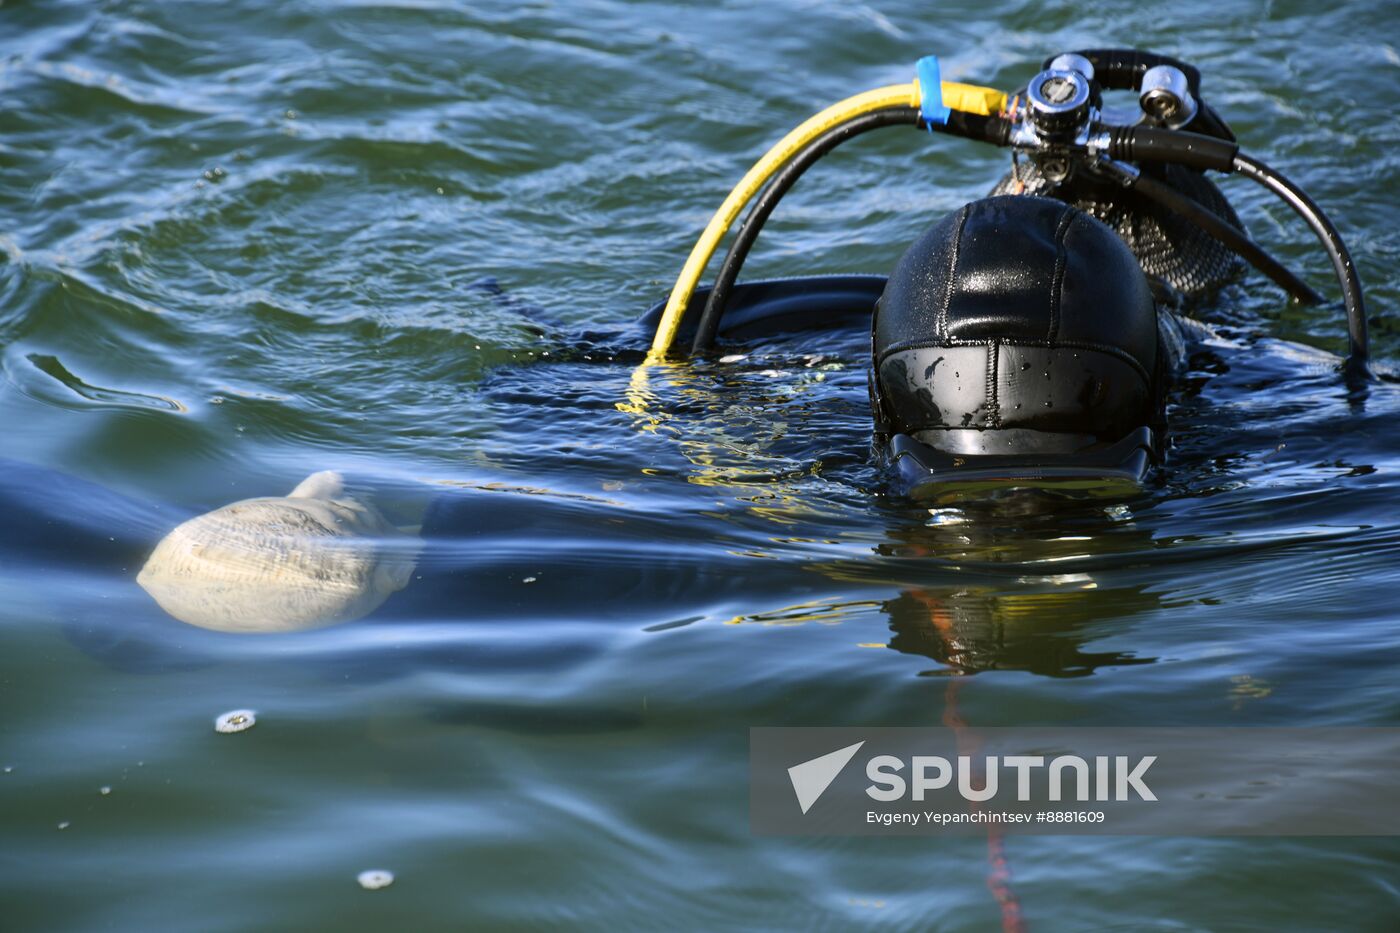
[877,501,1160,677]
[885,585,1158,678]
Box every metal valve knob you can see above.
[1139,64,1198,128]
[1026,68,1092,140]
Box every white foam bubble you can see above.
[215,709,257,734]
[357,869,394,890]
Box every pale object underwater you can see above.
[137,471,417,633]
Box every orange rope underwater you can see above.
[914,589,1028,933]
[944,676,1026,933]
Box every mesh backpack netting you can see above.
[989,162,1245,298]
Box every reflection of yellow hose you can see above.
[648,83,919,360]
[617,355,667,429]
[647,78,1007,360]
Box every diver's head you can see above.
[872,195,1164,500]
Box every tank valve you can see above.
[1047,53,1095,82]
[1139,64,1198,129]
[1026,68,1092,141]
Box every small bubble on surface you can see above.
[57,821,71,830]
[215,709,257,734]
[99,786,112,796]
[522,576,537,583]
[358,870,394,890]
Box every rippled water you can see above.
[3,1,1400,929]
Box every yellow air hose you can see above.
[647,83,918,360]
[646,78,1005,359]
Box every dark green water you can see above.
[3,1,1400,929]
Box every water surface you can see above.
[3,0,1400,929]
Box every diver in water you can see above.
[871,54,1255,494]
[871,194,1173,495]
[647,48,1369,500]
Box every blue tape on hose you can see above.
[916,55,950,127]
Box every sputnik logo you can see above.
[788,741,865,814]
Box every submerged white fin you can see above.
[288,470,345,500]
[138,469,424,633]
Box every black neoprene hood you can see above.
[873,195,1160,449]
